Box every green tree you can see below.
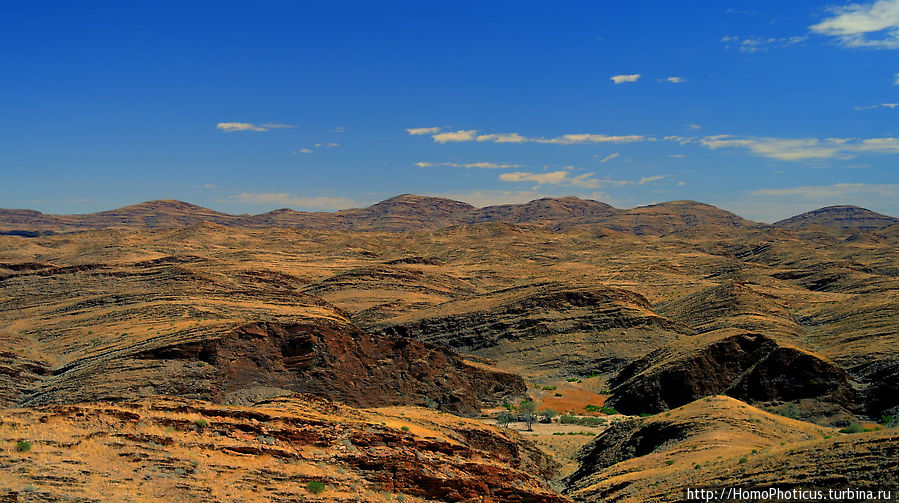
[518,400,538,431]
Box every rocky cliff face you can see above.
[1,257,524,414]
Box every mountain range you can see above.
[2,195,897,235]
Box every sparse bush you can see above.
[306,481,326,494]
[881,415,897,427]
[400,426,410,432]
[738,457,748,464]
[664,460,674,465]
[15,441,31,452]
[194,418,208,429]
[554,392,563,397]
[584,404,618,415]
[496,411,514,427]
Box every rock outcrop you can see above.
[606,330,857,419]
[0,396,566,502]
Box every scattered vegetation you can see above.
[16,440,31,452]
[584,404,618,415]
[560,415,607,426]
[194,418,208,429]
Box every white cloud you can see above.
[476,133,529,143]
[332,126,345,133]
[896,72,899,84]
[406,127,441,135]
[230,193,357,210]
[498,169,636,189]
[664,77,687,83]
[810,0,899,49]
[611,74,641,84]
[598,153,620,163]
[415,129,651,145]
[687,124,702,130]
[638,175,667,184]
[295,148,313,154]
[416,161,522,169]
[854,103,899,110]
[676,181,686,186]
[538,133,648,144]
[432,129,479,143]
[499,171,571,185]
[697,134,899,160]
[216,122,294,132]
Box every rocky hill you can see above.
[774,205,899,230]
[564,396,898,503]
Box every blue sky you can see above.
[2,0,898,222]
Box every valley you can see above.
[1,195,897,501]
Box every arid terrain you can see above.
[1,195,898,502]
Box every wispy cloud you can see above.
[854,103,899,110]
[292,143,339,154]
[663,76,687,83]
[331,126,346,133]
[432,130,479,143]
[687,124,702,130]
[638,175,667,184]
[202,184,221,190]
[499,171,571,185]
[421,129,651,144]
[723,183,899,222]
[230,192,356,210]
[416,161,522,169]
[696,135,899,160]
[611,74,641,84]
[406,127,442,135]
[810,0,899,49]
[895,72,899,84]
[721,35,807,52]
[498,169,642,189]
[598,153,620,163]
[749,183,899,198]
[216,122,295,132]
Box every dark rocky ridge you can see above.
[606,330,858,422]
[1,257,524,415]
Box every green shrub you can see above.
[401,426,410,432]
[541,386,557,391]
[664,460,674,465]
[15,441,31,452]
[738,457,748,464]
[194,418,208,429]
[839,423,864,434]
[584,404,619,415]
[305,481,326,494]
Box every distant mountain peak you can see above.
[774,205,898,230]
